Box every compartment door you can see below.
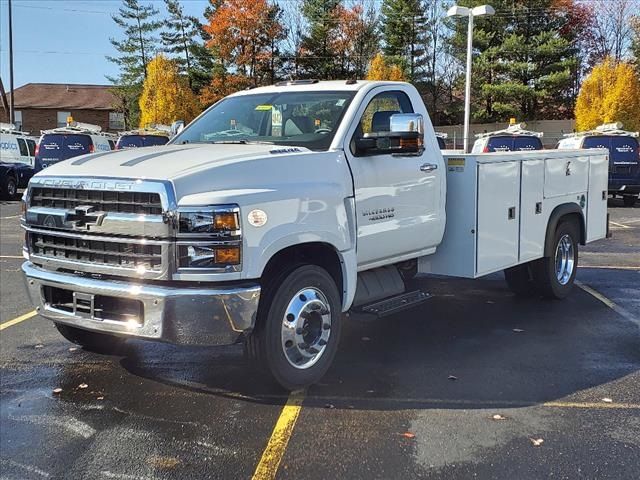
[520,160,546,262]
[476,161,520,275]
[587,154,608,242]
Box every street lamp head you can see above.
[446,5,470,17]
[471,5,495,17]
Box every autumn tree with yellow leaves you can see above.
[366,53,406,81]
[139,54,201,127]
[575,58,640,132]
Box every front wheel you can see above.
[531,220,579,299]
[247,265,342,390]
[54,323,125,353]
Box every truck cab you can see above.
[21,81,608,390]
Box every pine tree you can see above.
[107,0,162,128]
[575,58,640,132]
[448,0,587,122]
[300,0,342,79]
[161,0,214,93]
[139,54,202,127]
[380,0,428,82]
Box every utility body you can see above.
[21,81,608,389]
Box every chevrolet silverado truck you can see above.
[21,80,609,389]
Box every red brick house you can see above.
[1,83,125,134]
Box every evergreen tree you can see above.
[300,0,342,79]
[161,0,214,93]
[107,0,162,127]
[448,0,586,122]
[380,0,428,82]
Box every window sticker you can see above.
[255,104,272,111]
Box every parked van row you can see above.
[1,119,170,199]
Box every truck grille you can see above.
[30,187,163,215]
[29,232,163,272]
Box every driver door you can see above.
[345,88,445,269]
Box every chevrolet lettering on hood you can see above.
[31,178,135,191]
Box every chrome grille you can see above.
[30,187,163,215]
[29,232,163,272]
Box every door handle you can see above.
[420,163,438,172]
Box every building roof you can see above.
[7,83,117,110]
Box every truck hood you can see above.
[30,143,349,206]
[35,143,296,181]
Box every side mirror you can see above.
[356,113,425,156]
[170,120,185,138]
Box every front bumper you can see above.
[22,262,261,346]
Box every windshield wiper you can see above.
[208,140,274,145]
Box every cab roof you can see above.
[229,80,408,96]
[563,122,639,139]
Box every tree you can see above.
[203,0,286,86]
[583,0,636,65]
[139,55,201,127]
[332,2,380,79]
[448,0,586,122]
[161,0,214,93]
[300,0,342,79]
[366,52,406,80]
[575,58,640,132]
[107,0,162,128]
[380,0,428,82]
[632,17,640,71]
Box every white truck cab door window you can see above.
[346,89,443,268]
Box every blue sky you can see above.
[0,0,212,89]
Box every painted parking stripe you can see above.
[0,255,24,259]
[579,265,640,271]
[577,282,639,328]
[609,221,631,229]
[543,401,640,410]
[0,310,37,331]
[252,390,305,480]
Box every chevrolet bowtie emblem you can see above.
[65,205,106,230]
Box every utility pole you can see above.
[8,0,15,124]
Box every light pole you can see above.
[447,4,495,153]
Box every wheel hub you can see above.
[554,234,574,285]
[281,287,331,369]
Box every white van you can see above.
[557,123,640,207]
[471,123,544,153]
[0,123,38,167]
[35,121,116,172]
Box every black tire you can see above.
[1,175,17,200]
[54,323,125,353]
[504,263,536,297]
[531,219,579,299]
[623,195,637,208]
[247,265,342,390]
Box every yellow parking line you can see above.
[252,390,305,480]
[577,282,639,327]
[543,401,640,410]
[0,310,37,331]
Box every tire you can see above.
[247,265,342,390]
[504,263,536,297]
[623,195,637,208]
[1,175,17,200]
[54,323,125,353]
[531,219,579,299]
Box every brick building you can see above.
[1,83,125,134]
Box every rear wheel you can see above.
[504,263,536,297]
[246,265,342,390]
[531,219,579,299]
[1,175,17,200]
[623,195,638,208]
[54,323,125,353]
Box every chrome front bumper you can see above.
[22,262,261,346]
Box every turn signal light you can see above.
[214,212,239,231]
[215,247,241,264]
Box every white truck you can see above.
[21,81,609,389]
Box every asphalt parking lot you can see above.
[1,197,639,480]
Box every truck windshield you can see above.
[583,136,639,164]
[172,91,356,151]
[36,134,92,161]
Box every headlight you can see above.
[177,245,241,268]
[178,208,240,235]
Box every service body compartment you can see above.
[419,149,608,279]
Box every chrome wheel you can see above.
[7,179,16,198]
[554,234,574,285]
[281,287,331,370]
